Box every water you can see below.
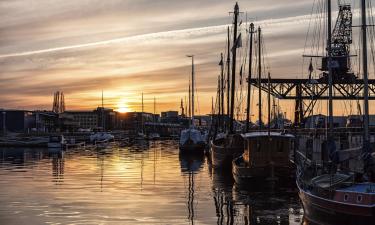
[0,140,304,225]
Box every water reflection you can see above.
[0,141,303,224]
[210,165,304,225]
[179,153,204,225]
[49,149,64,184]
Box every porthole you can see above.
[357,195,363,203]
[344,194,349,201]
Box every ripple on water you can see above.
[0,141,303,224]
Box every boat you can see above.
[209,2,244,168]
[47,135,67,149]
[148,132,160,140]
[211,134,244,168]
[232,132,295,187]
[296,1,375,224]
[179,55,206,154]
[89,132,114,143]
[148,97,161,140]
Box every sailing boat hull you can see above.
[232,155,294,188]
[298,182,375,225]
[210,140,243,169]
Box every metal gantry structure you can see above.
[249,2,375,126]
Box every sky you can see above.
[0,0,373,120]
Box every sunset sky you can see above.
[0,0,373,120]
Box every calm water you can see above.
[0,140,304,225]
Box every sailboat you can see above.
[148,97,161,140]
[297,1,374,224]
[179,55,206,153]
[210,2,244,168]
[136,92,147,140]
[232,24,295,186]
[90,90,114,144]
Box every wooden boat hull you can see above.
[232,156,295,188]
[211,142,243,168]
[210,135,244,169]
[297,182,375,225]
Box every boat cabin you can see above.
[241,132,295,168]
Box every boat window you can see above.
[357,195,362,203]
[344,194,349,201]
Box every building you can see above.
[160,111,179,123]
[60,110,98,130]
[0,109,33,133]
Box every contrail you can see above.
[0,14,313,59]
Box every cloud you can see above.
[2,0,365,117]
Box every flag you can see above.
[308,58,313,73]
[218,58,223,66]
[231,33,242,52]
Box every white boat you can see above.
[179,128,206,153]
[179,55,206,154]
[148,132,160,140]
[48,135,67,149]
[89,132,114,143]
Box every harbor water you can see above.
[0,140,304,224]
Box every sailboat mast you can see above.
[220,53,224,128]
[141,92,144,133]
[361,0,370,143]
[229,2,239,133]
[258,27,262,130]
[327,0,334,136]
[154,97,156,122]
[268,72,271,136]
[226,26,231,130]
[188,78,191,120]
[187,55,195,127]
[246,23,254,132]
[101,90,105,131]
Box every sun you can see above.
[117,99,131,113]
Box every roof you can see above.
[241,131,294,139]
[337,183,375,194]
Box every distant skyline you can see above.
[1,0,373,120]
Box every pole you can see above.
[187,55,195,128]
[220,53,224,129]
[226,26,231,131]
[268,72,271,136]
[361,0,370,144]
[327,0,334,137]
[229,2,239,133]
[246,23,254,132]
[258,27,262,130]
[141,92,144,133]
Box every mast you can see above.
[246,23,254,132]
[141,92,144,134]
[220,53,224,129]
[229,2,239,133]
[154,97,156,122]
[361,0,370,144]
[226,26,231,131]
[188,78,191,120]
[187,55,195,128]
[327,0,334,137]
[258,27,262,130]
[101,90,105,131]
[268,72,271,136]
